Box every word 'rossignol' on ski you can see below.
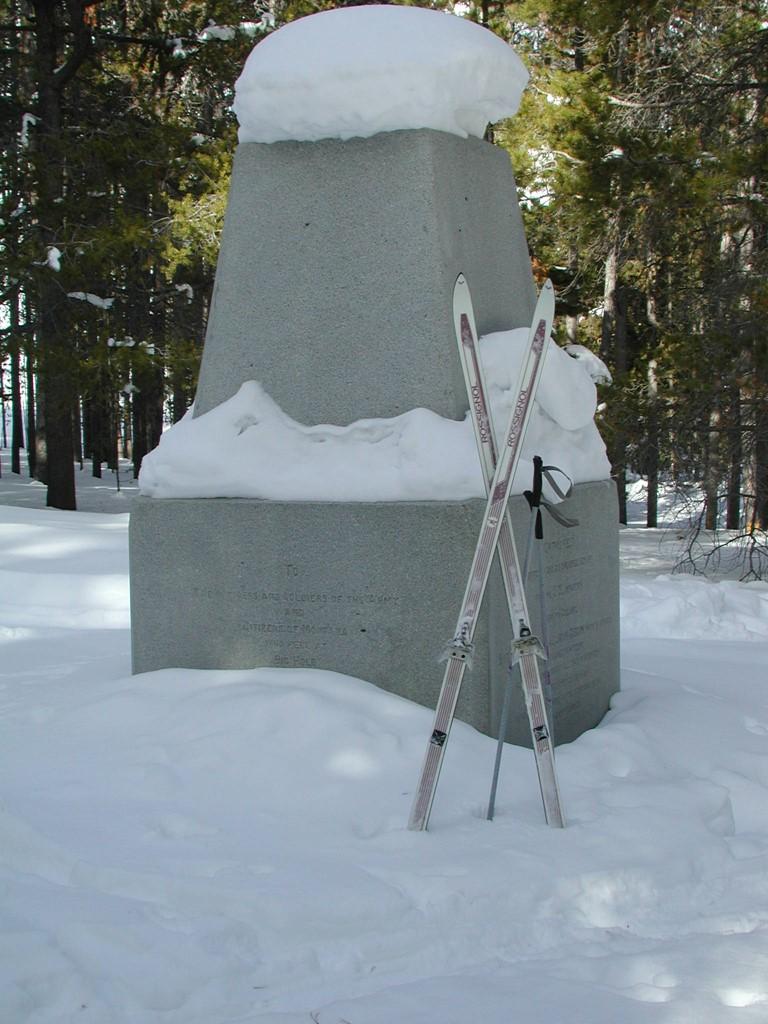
[407,276,565,832]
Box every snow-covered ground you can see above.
[1,450,768,1023]
[0,450,138,514]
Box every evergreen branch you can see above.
[91,29,185,50]
[52,2,95,89]
[608,95,646,108]
[551,150,585,165]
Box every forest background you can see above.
[0,1,766,562]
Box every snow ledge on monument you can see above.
[138,332,611,502]
[234,6,529,144]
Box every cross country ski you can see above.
[452,276,565,825]
[407,276,565,832]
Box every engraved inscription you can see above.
[189,575,400,659]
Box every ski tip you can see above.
[538,278,556,322]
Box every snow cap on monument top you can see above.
[233,5,529,144]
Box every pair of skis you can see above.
[407,275,565,832]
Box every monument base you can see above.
[129,481,619,746]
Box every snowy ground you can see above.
[0,450,139,514]
[2,450,768,1023]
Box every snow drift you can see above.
[138,331,611,501]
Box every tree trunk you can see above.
[646,361,659,528]
[601,239,627,523]
[34,381,48,485]
[129,268,165,477]
[753,403,768,531]
[40,337,76,507]
[30,0,93,509]
[84,399,102,479]
[726,386,742,529]
[26,350,37,478]
[73,395,83,468]
[106,392,118,471]
[565,314,578,345]
[122,402,132,460]
[11,344,24,474]
[1,367,6,451]
[704,402,722,531]
[110,396,120,482]
[32,3,71,506]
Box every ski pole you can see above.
[487,458,576,819]
[487,455,545,820]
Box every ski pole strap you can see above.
[523,458,579,529]
[542,463,573,503]
[543,501,579,529]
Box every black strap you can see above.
[524,456,579,530]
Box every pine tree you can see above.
[0,1,272,505]
[486,0,766,549]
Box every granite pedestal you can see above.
[194,129,536,424]
[130,480,618,746]
[131,126,620,744]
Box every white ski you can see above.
[408,277,563,831]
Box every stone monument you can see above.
[130,6,619,749]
